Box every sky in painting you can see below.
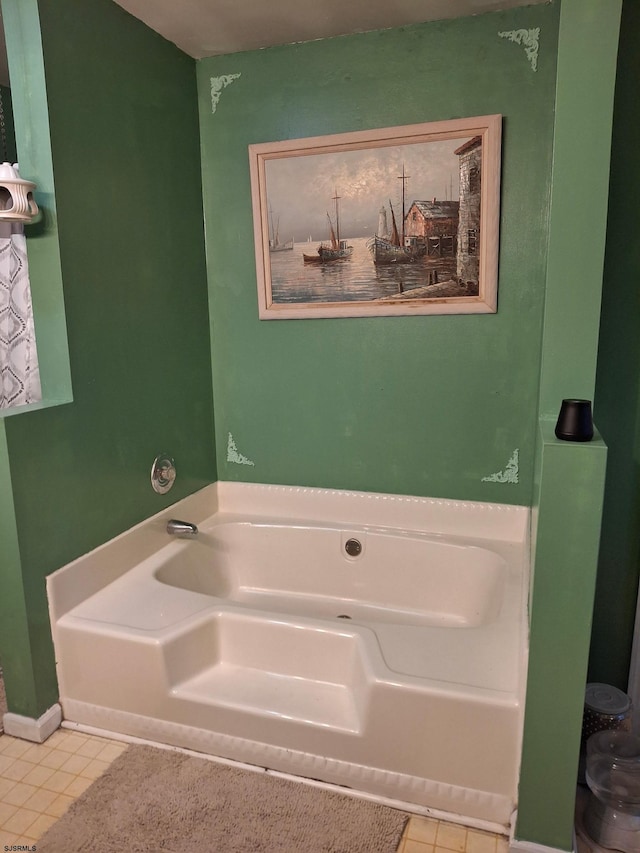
[264,137,467,243]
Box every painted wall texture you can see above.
[517,2,621,848]
[197,5,559,506]
[0,0,216,716]
[589,0,640,691]
[0,2,631,851]
[2,0,72,409]
[0,85,16,163]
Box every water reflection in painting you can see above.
[270,237,465,304]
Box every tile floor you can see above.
[0,727,127,847]
[0,726,509,852]
[397,816,510,853]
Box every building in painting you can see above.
[404,199,460,257]
[454,135,482,289]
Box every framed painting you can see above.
[249,114,502,320]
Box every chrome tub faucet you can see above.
[166,519,198,537]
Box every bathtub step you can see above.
[173,663,362,733]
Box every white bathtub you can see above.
[47,482,530,829]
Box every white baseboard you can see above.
[2,703,62,743]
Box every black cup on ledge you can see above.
[555,399,594,442]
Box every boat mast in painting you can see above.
[303,188,354,264]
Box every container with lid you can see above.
[583,730,640,852]
[579,683,633,786]
[583,683,633,742]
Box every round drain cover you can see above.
[345,538,362,557]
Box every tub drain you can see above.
[344,538,362,557]
[337,614,352,620]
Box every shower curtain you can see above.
[0,221,41,409]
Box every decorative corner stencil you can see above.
[227,433,255,466]
[210,74,241,114]
[482,449,519,484]
[498,28,540,72]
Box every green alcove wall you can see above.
[589,0,640,692]
[197,4,559,505]
[0,2,629,850]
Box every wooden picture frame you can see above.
[249,114,502,319]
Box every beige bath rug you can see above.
[38,743,409,852]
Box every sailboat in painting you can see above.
[268,206,293,252]
[369,166,426,265]
[303,189,353,264]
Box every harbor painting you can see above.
[249,115,502,319]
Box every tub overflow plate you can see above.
[151,454,176,494]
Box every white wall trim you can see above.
[3,702,62,742]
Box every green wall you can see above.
[0,0,216,717]
[0,423,40,713]
[0,85,16,163]
[2,0,72,410]
[197,3,622,848]
[198,4,559,505]
[589,0,640,690]
[516,1,621,848]
[517,426,608,848]
[0,2,630,850]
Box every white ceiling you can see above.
[0,1,548,88]
[112,0,549,59]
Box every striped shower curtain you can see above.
[0,221,41,409]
